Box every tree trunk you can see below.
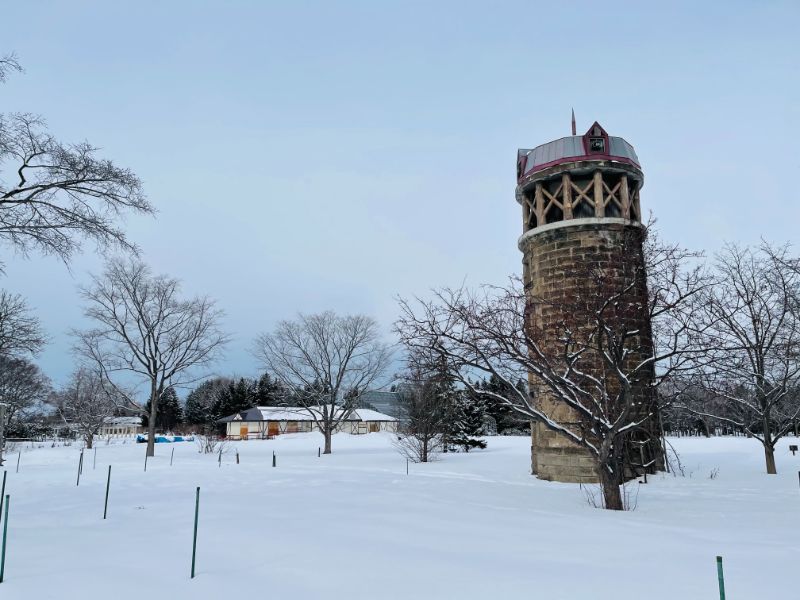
[86,433,94,449]
[0,403,5,466]
[323,429,332,454]
[599,466,624,510]
[764,444,777,474]
[146,385,158,457]
[762,413,777,474]
[421,437,428,463]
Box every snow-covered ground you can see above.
[0,433,797,599]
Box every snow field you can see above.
[0,433,797,599]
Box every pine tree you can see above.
[141,387,183,431]
[184,377,229,427]
[213,377,257,418]
[254,372,285,406]
[450,391,487,452]
[481,374,530,434]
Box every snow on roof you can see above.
[102,416,142,426]
[352,408,398,422]
[219,406,398,423]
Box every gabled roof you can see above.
[217,405,398,424]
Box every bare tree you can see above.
[0,290,46,358]
[0,53,22,83]
[681,243,800,474]
[0,355,50,464]
[253,312,391,454]
[0,55,153,265]
[75,259,229,457]
[0,355,50,425]
[394,377,450,463]
[396,228,707,510]
[49,368,119,449]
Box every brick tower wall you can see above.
[520,220,658,483]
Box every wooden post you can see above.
[14,453,19,474]
[593,170,604,217]
[272,451,276,468]
[93,447,97,470]
[235,450,239,465]
[318,447,320,458]
[716,556,726,600]
[639,445,647,483]
[534,183,545,225]
[170,447,175,466]
[0,495,8,583]
[620,175,630,219]
[561,173,573,220]
[190,487,200,579]
[218,448,222,468]
[144,452,148,473]
[103,466,111,520]
[522,196,531,229]
[406,458,409,475]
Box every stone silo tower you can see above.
[515,121,660,483]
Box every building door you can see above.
[268,422,279,437]
[240,426,248,440]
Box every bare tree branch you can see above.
[0,289,47,358]
[1,55,154,264]
[74,258,229,456]
[252,311,392,454]
[396,225,708,509]
[678,242,800,473]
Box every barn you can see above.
[218,406,398,440]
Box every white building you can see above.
[98,416,142,437]
[218,406,398,440]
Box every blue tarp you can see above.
[135,434,195,444]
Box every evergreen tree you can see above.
[481,374,530,434]
[450,391,487,451]
[253,372,285,406]
[213,377,257,418]
[141,387,183,431]
[184,377,230,426]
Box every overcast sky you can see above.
[2,0,798,389]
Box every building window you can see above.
[589,137,605,152]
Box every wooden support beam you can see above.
[535,183,544,225]
[620,176,630,219]
[593,170,604,217]
[522,195,531,231]
[562,173,573,220]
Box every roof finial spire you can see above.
[571,108,576,136]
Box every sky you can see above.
[2,0,798,390]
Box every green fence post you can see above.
[716,556,726,600]
[0,494,9,583]
[76,450,83,486]
[190,487,200,579]
[0,471,6,524]
[103,465,111,519]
